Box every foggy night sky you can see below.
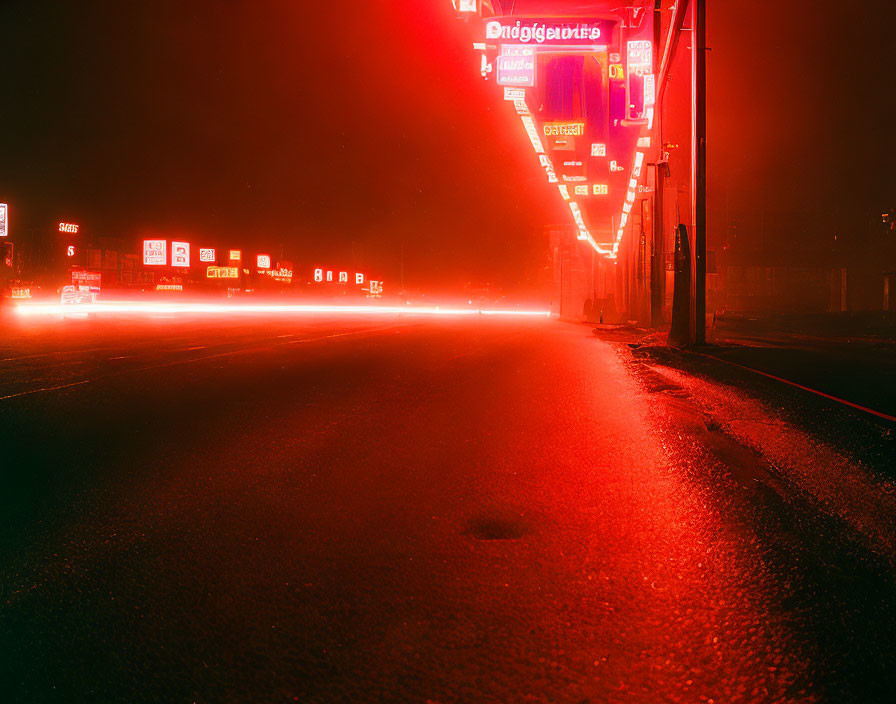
[1,0,895,286]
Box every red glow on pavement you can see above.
[12,301,552,319]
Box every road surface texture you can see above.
[1,313,894,703]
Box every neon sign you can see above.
[497,46,536,87]
[544,123,584,137]
[256,254,271,269]
[593,184,609,195]
[591,144,607,157]
[314,268,323,282]
[207,266,239,279]
[355,273,364,285]
[199,248,216,262]
[486,19,608,45]
[171,241,190,268]
[58,222,79,234]
[67,245,76,257]
[229,249,241,261]
[143,239,167,266]
[0,203,7,237]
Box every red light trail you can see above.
[12,301,552,319]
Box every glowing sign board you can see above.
[326,270,333,282]
[338,272,348,283]
[156,284,183,291]
[67,245,76,257]
[355,273,364,285]
[454,0,477,11]
[143,239,167,266]
[593,184,609,195]
[199,248,216,262]
[544,123,584,137]
[171,241,190,268]
[229,249,241,261]
[627,41,652,74]
[503,87,526,101]
[58,222,79,233]
[591,143,607,157]
[256,254,271,269]
[0,203,7,237]
[206,266,239,279]
[486,19,611,46]
[497,46,535,87]
[314,268,323,282]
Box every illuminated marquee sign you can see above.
[256,254,271,269]
[171,241,190,268]
[143,239,167,266]
[0,203,7,237]
[544,122,584,137]
[268,268,293,283]
[58,222,79,234]
[199,248,216,262]
[497,46,535,87]
[485,19,610,46]
[206,266,239,279]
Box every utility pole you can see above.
[691,0,707,345]
[650,0,665,327]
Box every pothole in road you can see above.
[464,512,529,541]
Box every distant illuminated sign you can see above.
[0,203,7,237]
[338,271,348,283]
[199,248,216,262]
[503,87,526,101]
[485,19,609,46]
[574,185,589,196]
[72,270,101,291]
[593,184,609,195]
[256,254,271,269]
[314,268,323,282]
[497,46,535,87]
[355,273,364,285]
[156,284,183,291]
[171,241,190,268]
[591,143,607,157]
[58,222,79,234]
[326,270,333,282]
[544,122,584,137]
[627,40,652,75]
[268,268,293,282]
[11,286,30,299]
[454,0,477,11]
[206,266,239,279]
[143,239,167,266]
[229,249,241,261]
[67,245,76,257]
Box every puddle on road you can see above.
[464,511,529,541]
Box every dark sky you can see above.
[2,1,895,284]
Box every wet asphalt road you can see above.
[0,313,894,703]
